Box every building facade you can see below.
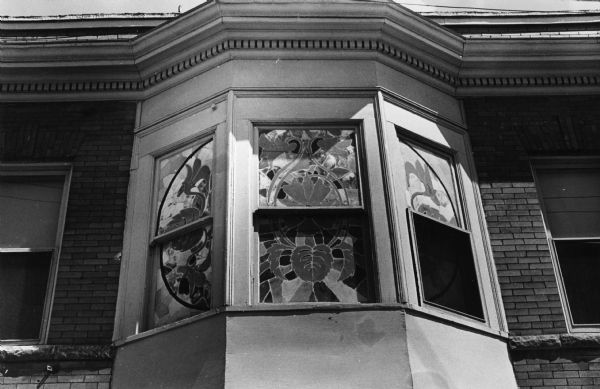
[1,1,599,388]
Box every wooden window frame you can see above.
[147,132,220,327]
[532,157,600,331]
[0,163,71,344]
[252,123,378,305]
[398,130,485,322]
[380,94,506,332]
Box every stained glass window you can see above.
[158,141,213,235]
[398,138,460,226]
[256,127,374,304]
[153,139,214,326]
[258,217,370,303]
[259,129,361,207]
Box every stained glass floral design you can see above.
[398,139,459,226]
[160,226,212,309]
[157,140,213,235]
[154,139,214,321]
[258,217,372,303]
[259,129,361,207]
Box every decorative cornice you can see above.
[0,80,143,93]
[458,75,600,88]
[0,37,459,95]
[1,0,599,96]
[3,37,599,96]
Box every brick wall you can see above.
[0,101,136,344]
[513,349,600,389]
[464,95,600,388]
[479,181,566,335]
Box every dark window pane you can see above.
[0,251,52,340]
[257,216,373,303]
[412,212,484,319]
[555,240,600,324]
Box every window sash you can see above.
[408,210,485,321]
[255,213,376,304]
[0,164,70,343]
[150,135,216,326]
[396,127,465,229]
[152,136,215,239]
[256,126,366,210]
[551,238,600,326]
[533,159,600,328]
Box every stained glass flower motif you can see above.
[158,140,213,235]
[154,139,214,322]
[160,227,212,309]
[259,129,361,207]
[258,217,372,303]
[398,139,459,226]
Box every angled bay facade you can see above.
[1,1,599,388]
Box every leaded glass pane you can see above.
[156,225,212,316]
[157,140,213,235]
[157,144,197,209]
[398,138,459,226]
[154,138,214,324]
[258,217,372,303]
[258,129,361,207]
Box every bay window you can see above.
[118,95,506,339]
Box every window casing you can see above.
[533,158,600,328]
[150,136,216,327]
[382,97,504,329]
[254,125,376,304]
[398,130,484,320]
[0,164,70,343]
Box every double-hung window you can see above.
[0,164,70,342]
[398,131,484,319]
[382,98,503,327]
[534,159,600,327]
[151,137,215,327]
[255,125,376,304]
